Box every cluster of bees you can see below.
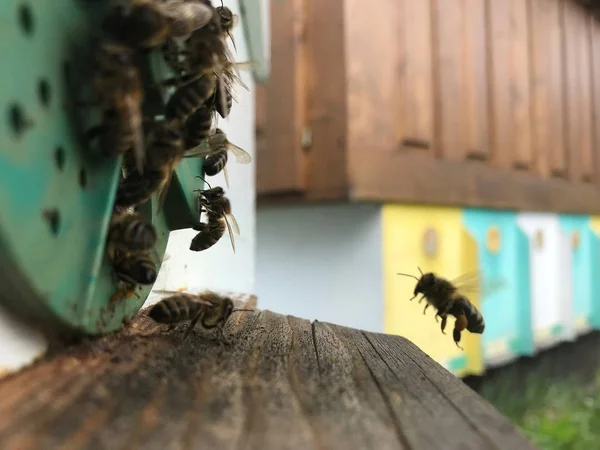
[398,269,486,350]
[81,0,251,320]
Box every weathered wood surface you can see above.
[0,297,536,450]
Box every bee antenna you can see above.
[397,272,420,281]
[418,267,424,276]
[220,0,224,7]
[195,175,212,190]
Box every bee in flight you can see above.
[149,290,254,343]
[397,268,485,350]
[184,128,251,188]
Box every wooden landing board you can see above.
[0,299,536,450]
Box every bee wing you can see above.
[183,147,216,158]
[160,2,213,27]
[216,77,230,118]
[156,164,177,214]
[223,165,230,189]
[226,212,240,236]
[222,213,237,254]
[452,271,507,298]
[228,142,252,164]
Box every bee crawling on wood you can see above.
[149,290,254,343]
[189,178,239,253]
[397,269,486,350]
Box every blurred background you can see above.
[3,0,600,448]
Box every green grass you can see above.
[481,373,600,450]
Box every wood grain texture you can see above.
[256,0,307,195]
[0,299,535,450]
[562,1,595,182]
[529,0,567,178]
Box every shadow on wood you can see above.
[0,296,536,450]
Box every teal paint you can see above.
[0,1,203,335]
[463,209,534,361]
[551,324,564,337]
[559,215,600,330]
[448,355,468,373]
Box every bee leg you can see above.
[440,315,448,334]
[453,328,463,350]
[423,303,430,315]
[182,310,204,341]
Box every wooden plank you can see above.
[562,1,595,182]
[399,0,435,149]
[256,0,307,195]
[349,151,600,214]
[509,0,533,170]
[579,14,595,182]
[529,0,567,178]
[0,301,535,450]
[304,0,348,197]
[487,0,513,169]
[432,0,466,161]
[463,0,490,161]
[592,20,600,185]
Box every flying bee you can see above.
[397,269,486,350]
[85,40,145,174]
[216,4,239,51]
[102,0,214,49]
[110,251,158,303]
[149,290,254,342]
[115,118,185,210]
[184,128,251,188]
[189,179,239,253]
[106,211,157,261]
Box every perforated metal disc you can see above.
[0,1,202,335]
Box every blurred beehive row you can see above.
[384,206,600,377]
[254,0,600,377]
[256,0,600,212]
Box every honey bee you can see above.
[216,4,239,51]
[164,72,218,123]
[86,40,145,174]
[190,181,239,253]
[115,118,185,209]
[184,128,251,187]
[149,290,254,342]
[397,269,485,350]
[102,0,214,49]
[106,211,157,261]
[184,105,215,149]
[110,252,158,303]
